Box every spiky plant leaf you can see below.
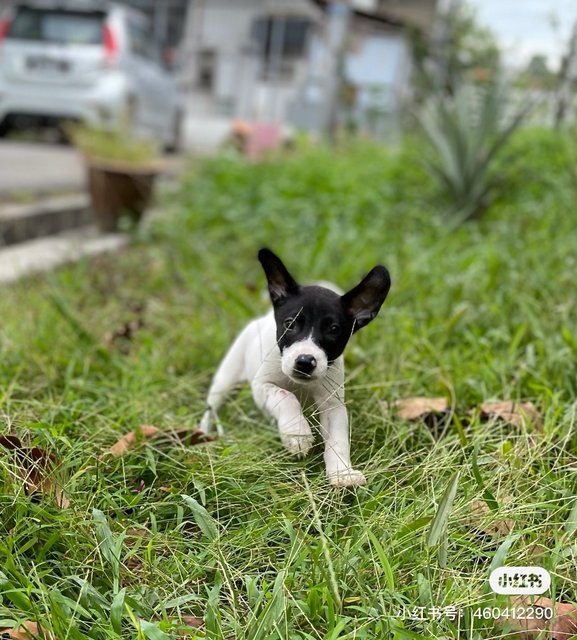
[418,82,531,222]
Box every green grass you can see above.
[67,123,160,166]
[1,130,577,639]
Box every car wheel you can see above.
[0,117,12,138]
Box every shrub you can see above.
[418,82,530,222]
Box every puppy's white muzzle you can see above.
[281,337,328,382]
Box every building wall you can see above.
[181,0,414,136]
[288,20,412,136]
[182,0,321,119]
[112,0,189,46]
[181,0,258,114]
[347,29,412,112]
[377,0,438,32]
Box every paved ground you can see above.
[0,141,84,197]
[0,137,187,284]
[183,116,231,155]
[0,118,241,200]
[0,226,128,284]
[0,140,185,200]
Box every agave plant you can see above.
[418,83,531,222]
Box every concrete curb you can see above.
[0,226,128,285]
[0,193,91,246]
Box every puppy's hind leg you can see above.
[200,328,251,435]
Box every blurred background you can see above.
[1,0,577,151]
[1,0,577,273]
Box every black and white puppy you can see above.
[200,248,391,486]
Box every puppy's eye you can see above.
[283,317,297,331]
[328,324,340,335]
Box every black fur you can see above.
[258,248,391,362]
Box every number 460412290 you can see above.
[472,606,553,621]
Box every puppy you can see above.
[200,248,391,486]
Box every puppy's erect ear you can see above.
[342,265,391,332]
[258,248,300,304]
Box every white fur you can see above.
[200,310,366,487]
[280,335,328,381]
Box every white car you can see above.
[0,1,183,150]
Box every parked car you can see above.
[0,1,183,150]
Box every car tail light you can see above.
[0,18,10,61]
[0,18,10,43]
[102,23,118,67]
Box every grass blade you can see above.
[471,443,499,512]
[181,494,219,542]
[110,587,126,634]
[139,620,172,640]
[366,530,395,591]
[92,508,124,594]
[490,533,521,573]
[565,498,577,536]
[427,471,460,547]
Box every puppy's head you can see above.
[258,248,391,384]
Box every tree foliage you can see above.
[411,0,502,98]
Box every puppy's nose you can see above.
[294,354,317,375]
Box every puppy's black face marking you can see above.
[275,286,353,362]
[258,249,391,382]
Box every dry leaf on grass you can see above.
[124,555,144,572]
[383,397,450,421]
[0,435,69,508]
[475,401,543,430]
[104,302,146,352]
[526,542,548,560]
[178,616,204,631]
[0,621,54,639]
[126,527,149,538]
[497,597,577,639]
[152,426,215,448]
[104,425,215,458]
[174,616,204,639]
[469,498,514,536]
[106,424,160,457]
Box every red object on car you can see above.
[0,18,11,43]
[102,23,118,66]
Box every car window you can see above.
[8,8,105,45]
[128,19,161,64]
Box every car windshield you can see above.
[8,8,105,44]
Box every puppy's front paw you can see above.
[199,409,212,434]
[328,469,367,488]
[281,432,314,457]
[200,409,224,436]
